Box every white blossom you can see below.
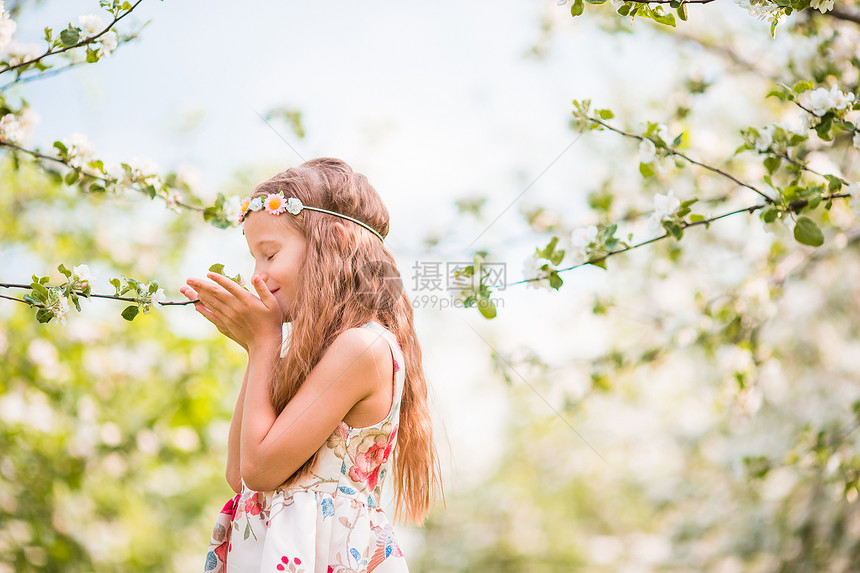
[639,137,657,164]
[126,156,162,188]
[100,30,117,56]
[72,265,91,287]
[810,0,834,14]
[609,0,625,8]
[655,123,671,146]
[0,107,39,145]
[853,131,860,150]
[0,1,15,50]
[522,254,553,291]
[565,225,598,263]
[648,189,681,235]
[798,84,854,117]
[2,40,40,67]
[53,296,71,326]
[754,125,775,153]
[62,132,96,169]
[224,195,241,223]
[849,183,860,217]
[735,0,783,23]
[78,14,105,37]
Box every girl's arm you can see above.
[225,363,251,494]
[240,327,390,492]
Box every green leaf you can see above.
[36,308,54,323]
[122,1,133,9]
[597,108,614,119]
[57,264,72,278]
[209,263,226,275]
[793,80,814,94]
[60,25,81,46]
[148,281,159,294]
[588,255,608,269]
[121,305,140,321]
[651,9,676,26]
[64,170,80,186]
[30,282,49,300]
[86,47,99,63]
[689,214,705,223]
[110,278,121,294]
[824,174,843,194]
[808,195,822,210]
[793,216,824,247]
[44,27,53,43]
[571,0,585,17]
[478,296,497,319]
[763,155,782,175]
[639,162,655,178]
[662,220,684,240]
[676,2,687,20]
[760,206,779,223]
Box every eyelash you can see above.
[266,254,275,261]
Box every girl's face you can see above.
[243,210,308,322]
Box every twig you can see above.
[0,0,145,76]
[587,115,775,202]
[0,282,199,306]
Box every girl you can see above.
[179,158,443,573]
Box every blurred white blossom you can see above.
[565,225,598,263]
[639,137,657,164]
[62,132,96,169]
[810,0,834,13]
[648,189,681,235]
[72,264,91,287]
[522,253,553,291]
[735,0,783,23]
[754,124,775,152]
[0,108,37,145]
[78,14,105,37]
[2,40,40,67]
[0,0,15,50]
[100,30,117,55]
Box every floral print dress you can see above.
[204,321,409,573]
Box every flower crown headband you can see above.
[239,191,385,243]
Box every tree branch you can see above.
[587,115,776,202]
[0,282,198,306]
[0,0,145,76]
[0,139,205,213]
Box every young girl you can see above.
[179,158,443,573]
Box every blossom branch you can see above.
[0,0,144,76]
[512,192,850,289]
[0,282,197,306]
[0,139,205,214]
[586,115,775,202]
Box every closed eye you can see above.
[266,254,276,261]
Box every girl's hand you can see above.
[180,273,283,353]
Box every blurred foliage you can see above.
[0,158,245,571]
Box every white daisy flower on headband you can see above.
[286,197,303,215]
[264,192,287,215]
[249,196,263,211]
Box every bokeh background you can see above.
[3,0,860,571]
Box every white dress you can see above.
[204,321,409,573]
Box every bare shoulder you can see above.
[321,326,392,391]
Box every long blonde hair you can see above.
[248,158,443,525]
